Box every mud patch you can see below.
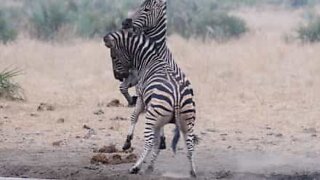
[91,153,137,165]
[91,144,137,165]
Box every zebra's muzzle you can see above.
[113,70,129,82]
[103,35,114,48]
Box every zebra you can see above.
[104,28,197,177]
[120,0,194,152]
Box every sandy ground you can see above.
[1,7,320,180]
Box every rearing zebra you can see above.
[104,28,197,177]
[119,0,194,152]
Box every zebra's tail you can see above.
[171,125,180,154]
[171,105,181,154]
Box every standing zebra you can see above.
[120,0,194,152]
[104,29,197,177]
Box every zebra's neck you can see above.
[144,7,168,58]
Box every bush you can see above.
[2,0,249,41]
[27,0,70,40]
[297,17,320,43]
[0,9,17,44]
[168,0,248,41]
[0,68,24,100]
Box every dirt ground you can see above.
[1,6,320,180]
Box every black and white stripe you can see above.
[104,29,196,177]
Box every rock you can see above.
[83,124,91,130]
[57,118,65,123]
[30,113,39,117]
[106,99,124,107]
[110,116,128,121]
[275,133,283,137]
[52,140,64,147]
[37,103,55,111]
[93,109,104,115]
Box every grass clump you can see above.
[297,16,320,43]
[0,68,24,100]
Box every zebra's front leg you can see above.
[119,81,137,106]
[122,97,144,150]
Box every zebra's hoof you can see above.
[122,141,131,151]
[160,136,166,150]
[129,167,140,174]
[190,170,197,178]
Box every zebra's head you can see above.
[104,29,135,81]
[104,28,158,80]
[126,0,167,33]
[110,48,129,82]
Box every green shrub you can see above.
[0,10,17,44]
[2,0,250,41]
[297,17,320,43]
[168,0,248,41]
[0,68,24,100]
[27,0,70,40]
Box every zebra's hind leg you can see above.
[159,128,166,150]
[129,123,154,174]
[146,128,161,173]
[183,131,197,178]
[123,97,144,150]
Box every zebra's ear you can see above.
[155,0,166,5]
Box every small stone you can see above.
[275,133,283,138]
[57,118,65,123]
[93,109,104,115]
[110,116,127,121]
[83,124,91,130]
[52,140,63,147]
[37,103,55,111]
[30,113,39,117]
[107,99,124,107]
